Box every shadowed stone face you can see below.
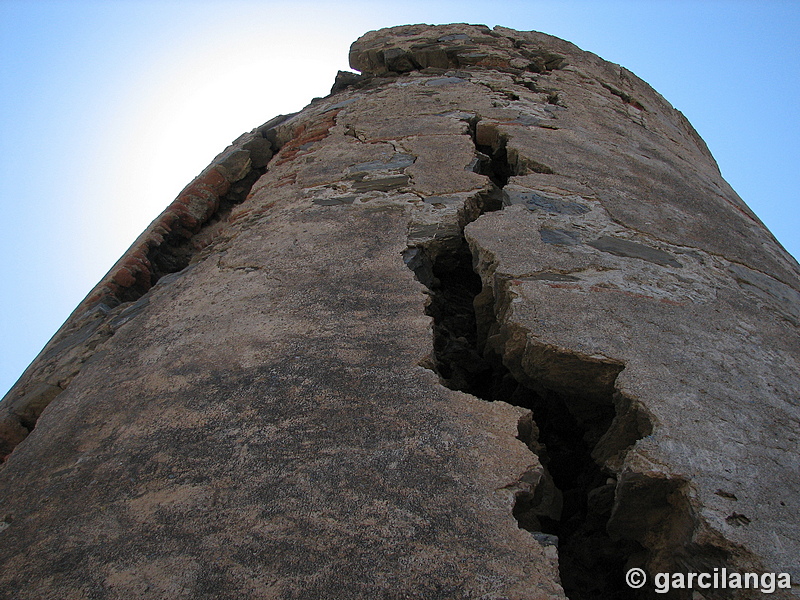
[1,23,798,600]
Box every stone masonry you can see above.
[0,24,798,600]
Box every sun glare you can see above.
[78,18,357,282]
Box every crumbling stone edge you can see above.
[0,114,301,462]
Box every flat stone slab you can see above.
[587,235,682,268]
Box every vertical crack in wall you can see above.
[404,119,699,599]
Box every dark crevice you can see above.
[417,237,648,599]
[475,141,512,189]
[468,117,512,189]
[600,81,646,112]
[145,166,268,287]
[514,77,561,105]
[511,384,646,599]
[405,123,677,599]
[117,115,297,304]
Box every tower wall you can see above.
[1,24,798,599]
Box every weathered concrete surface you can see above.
[1,23,798,600]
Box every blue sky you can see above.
[1,0,799,399]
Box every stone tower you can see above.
[1,24,798,600]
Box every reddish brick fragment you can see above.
[275,111,340,165]
[112,267,136,288]
[184,168,229,197]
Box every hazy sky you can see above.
[1,0,798,399]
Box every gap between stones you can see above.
[404,119,720,600]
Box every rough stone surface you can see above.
[1,24,798,600]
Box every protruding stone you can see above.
[241,136,273,168]
[214,148,252,183]
[330,70,369,94]
[8,383,62,429]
